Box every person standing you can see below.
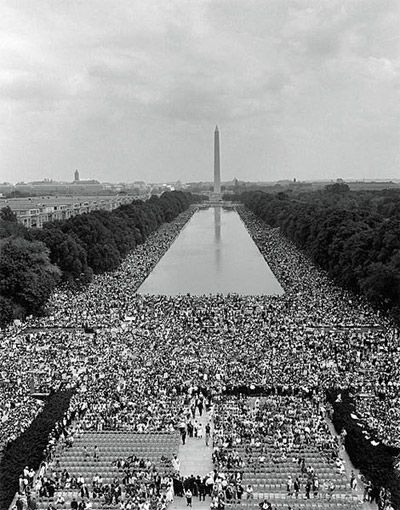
[205,423,211,446]
[187,421,194,438]
[18,476,25,495]
[185,488,193,507]
[350,471,357,490]
[328,483,335,501]
[246,484,253,499]
[287,476,293,497]
[198,477,206,501]
[313,477,319,498]
[180,423,187,445]
[173,476,183,497]
[363,479,372,502]
[197,397,204,417]
[166,482,174,504]
[172,454,180,473]
[294,477,300,499]
[305,479,311,499]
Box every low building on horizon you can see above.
[2,195,133,228]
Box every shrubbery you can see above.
[0,390,74,510]
[327,389,400,507]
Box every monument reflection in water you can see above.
[214,206,221,270]
[137,206,284,296]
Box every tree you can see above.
[0,296,14,328]
[360,262,400,307]
[0,206,27,239]
[0,206,17,222]
[0,237,60,319]
[324,183,350,194]
[33,226,92,285]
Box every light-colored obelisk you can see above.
[214,125,221,194]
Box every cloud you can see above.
[0,0,399,182]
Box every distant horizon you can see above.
[2,176,400,187]
[1,1,399,184]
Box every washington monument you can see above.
[214,126,221,194]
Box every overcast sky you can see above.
[0,0,399,184]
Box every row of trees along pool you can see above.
[0,191,202,327]
[229,185,400,323]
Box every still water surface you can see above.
[137,207,284,296]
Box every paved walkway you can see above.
[325,417,376,510]
[179,408,214,477]
[170,407,214,510]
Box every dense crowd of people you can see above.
[0,210,195,452]
[1,204,400,510]
[114,455,173,510]
[211,396,343,503]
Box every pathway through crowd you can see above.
[171,408,214,510]
[325,418,377,510]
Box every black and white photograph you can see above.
[0,2,399,510]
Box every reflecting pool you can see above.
[137,207,284,296]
